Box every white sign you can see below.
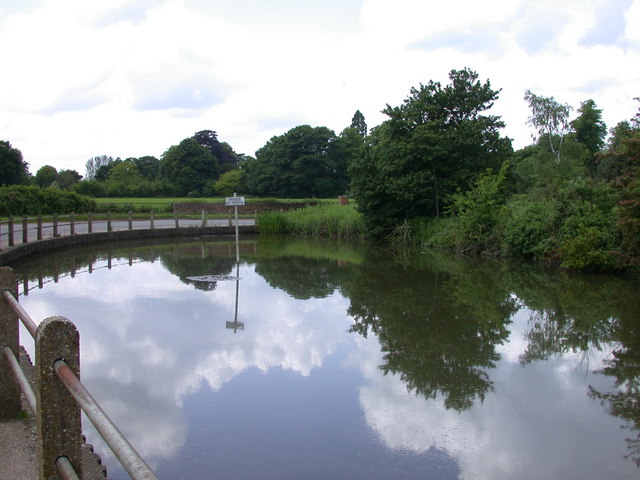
[225,196,245,206]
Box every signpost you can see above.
[225,194,245,333]
[225,194,244,263]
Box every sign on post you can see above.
[225,196,245,206]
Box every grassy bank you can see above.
[92,197,335,213]
[258,203,367,240]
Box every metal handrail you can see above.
[55,360,159,480]
[2,345,36,415]
[1,286,160,480]
[3,289,37,337]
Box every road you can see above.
[0,218,256,248]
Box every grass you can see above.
[258,203,367,240]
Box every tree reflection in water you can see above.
[9,236,640,469]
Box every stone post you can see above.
[36,316,82,480]
[53,214,58,238]
[128,210,133,230]
[150,211,155,229]
[0,267,20,419]
[88,212,93,233]
[107,212,112,232]
[70,213,75,235]
[8,217,14,247]
[37,215,43,240]
[22,216,28,244]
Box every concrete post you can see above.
[88,213,93,233]
[22,217,28,244]
[150,211,155,229]
[70,213,75,235]
[174,213,179,228]
[8,217,14,247]
[107,212,112,232]
[38,215,43,240]
[36,316,82,480]
[128,210,133,230]
[53,214,58,238]
[0,267,20,419]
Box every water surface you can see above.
[12,236,640,479]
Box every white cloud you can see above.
[1,0,638,173]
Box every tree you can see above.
[108,160,141,184]
[57,169,82,189]
[160,138,219,196]
[132,156,160,181]
[192,130,238,170]
[214,169,244,196]
[571,99,607,155]
[524,90,572,163]
[0,140,30,185]
[350,68,512,236]
[94,158,120,182]
[34,165,58,187]
[85,155,113,180]
[244,125,349,198]
[350,110,367,137]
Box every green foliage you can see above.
[160,138,219,196]
[524,90,572,163]
[446,161,509,251]
[350,109,367,137]
[257,212,289,235]
[73,180,107,197]
[34,165,58,187]
[501,197,559,258]
[214,169,244,196]
[245,125,350,198]
[571,99,607,161]
[0,140,30,185]
[0,185,96,216]
[559,226,619,271]
[350,68,512,237]
[258,204,366,239]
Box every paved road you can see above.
[0,218,256,248]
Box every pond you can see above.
[12,235,640,480]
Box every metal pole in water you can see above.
[234,192,240,264]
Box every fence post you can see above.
[70,212,75,235]
[174,213,179,228]
[150,211,155,229]
[107,212,112,232]
[53,214,58,237]
[0,267,20,419]
[22,217,28,244]
[37,215,43,240]
[8,217,14,247]
[36,316,83,480]
[128,210,133,230]
[88,212,93,233]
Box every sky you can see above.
[1,0,639,176]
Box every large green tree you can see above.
[244,125,349,198]
[350,68,512,237]
[160,138,219,196]
[0,140,30,185]
[34,165,58,187]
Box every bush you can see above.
[559,226,620,271]
[0,185,96,216]
[501,198,559,259]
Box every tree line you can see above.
[2,66,638,269]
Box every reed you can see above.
[258,203,366,239]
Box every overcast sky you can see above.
[1,0,639,175]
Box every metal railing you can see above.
[0,210,258,250]
[0,266,159,480]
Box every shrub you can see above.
[0,185,96,216]
[501,198,560,259]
